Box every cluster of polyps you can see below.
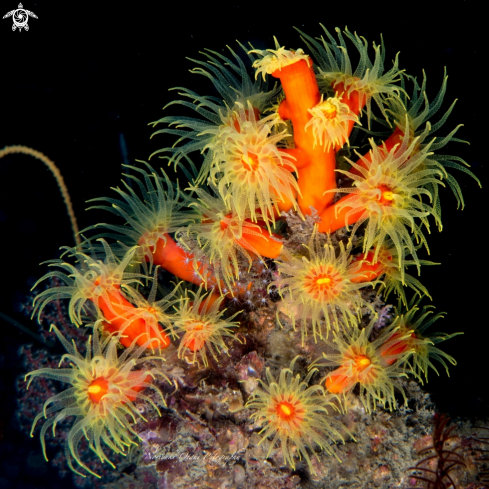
[27,25,478,476]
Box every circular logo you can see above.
[12,8,28,30]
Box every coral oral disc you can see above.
[242,152,259,171]
[276,400,296,421]
[87,378,109,403]
[355,355,371,372]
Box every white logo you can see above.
[3,3,38,31]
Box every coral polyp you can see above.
[178,182,283,292]
[17,22,478,485]
[173,287,241,366]
[299,25,405,126]
[150,43,280,184]
[317,318,412,412]
[84,163,197,274]
[305,94,359,150]
[380,296,463,383]
[209,101,300,226]
[25,326,167,478]
[251,41,312,80]
[273,228,374,342]
[246,357,347,474]
[32,240,145,328]
[320,124,442,270]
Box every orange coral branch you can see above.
[96,287,170,349]
[272,59,336,214]
[350,251,385,283]
[151,234,205,285]
[234,219,283,259]
[317,194,364,233]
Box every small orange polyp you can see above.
[87,377,109,403]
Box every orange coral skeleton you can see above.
[274,62,367,215]
[148,230,281,287]
[93,282,170,349]
[273,59,336,214]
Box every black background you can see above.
[0,2,486,487]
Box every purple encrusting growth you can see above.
[374,304,393,331]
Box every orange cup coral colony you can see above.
[23,24,479,477]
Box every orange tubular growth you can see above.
[325,354,372,394]
[272,59,337,213]
[325,367,354,394]
[380,329,416,365]
[150,233,206,285]
[318,184,397,234]
[317,194,364,233]
[149,231,264,298]
[96,286,170,349]
[231,219,283,259]
[350,251,386,283]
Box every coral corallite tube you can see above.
[95,287,170,349]
[150,232,258,296]
[350,251,386,283]
[273,59,337,214]
[229,218,284,259]
[151,233,205,285]
[317,194,364,233]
